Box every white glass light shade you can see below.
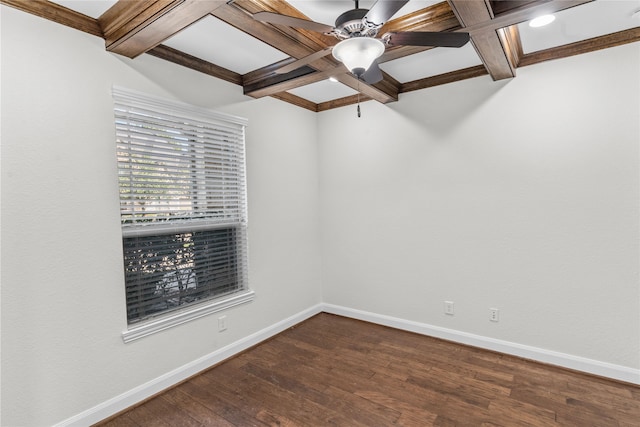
[332,37,385,77]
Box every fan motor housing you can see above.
[334,8,379,38]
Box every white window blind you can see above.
[113,87,250,327]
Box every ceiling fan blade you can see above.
[364,0,409,25]
[275,47,334,74]
[362,61,383,84]
[387,31,470,48]
[252,11,334,33]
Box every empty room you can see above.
[1,0,639,426]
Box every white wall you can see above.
[0,7,321,426]
[2,5,639,426]
[319,43,640,370]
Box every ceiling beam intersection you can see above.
[217,1,398,103]
[448,0,516,80]
[99,0,227,58]
[238,0,465,103]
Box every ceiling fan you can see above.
[252,0,470,84]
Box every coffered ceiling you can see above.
[4,0,640,111]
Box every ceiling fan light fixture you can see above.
[332,37,385,78]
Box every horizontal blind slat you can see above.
[114,87,249,325]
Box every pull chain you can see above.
[357,80,361,118]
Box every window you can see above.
[113,87,252,342]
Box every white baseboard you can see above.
[55,302,639,426]
[321,303,640,385]
[53,304,323,427]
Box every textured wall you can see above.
[318,43,640,369]
[0,7,322,426]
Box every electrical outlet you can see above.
[218,315,227,332]
[444,301,455,315]
[489,308,499,322]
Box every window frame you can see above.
[113,87,253,343]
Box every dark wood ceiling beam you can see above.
[244,57,303,87]
[471,30,517,79]
[147,44,242,85]
[0,0,103,37]
[518,26,640,68]
[448,0,516,80]
[244,66,329,98]
[213,2,332,61]
[317,94,373,112]
[498,25,524,68]
[270,92,318,112]
[381,1,462,34]
[211,3,340,83]
[99,0,167,40]
[243,57,328,87]
[99,0,226,58]
[400,64,488,93]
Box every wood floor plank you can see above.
[254,408,299,426]
[487,396,557,426]
[406,371,493,410]
[133,395,203,427]
[181,375,269,426]
[355,390,438,425]
[508,384,569,414]
[123,403,175,427]
[98,413,140,427]
[206,357,367,426]
[301,383,402,426]
[359,371,494,424]
[160,388,236,427]
[95,313,640,426]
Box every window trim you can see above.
[113,86,253,342]
[121,289,255,343]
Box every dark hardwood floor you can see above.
[97,313,640,426]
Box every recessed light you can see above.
[328,77,339,83]
[529,14,556,28]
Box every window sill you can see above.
[122,290,255,343]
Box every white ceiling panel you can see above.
[288,0,439,28]
[49,0,116,18]
[288,80,359,103]
[380,43,481,83]
[163,15,289,75]
[518,0,640,54]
